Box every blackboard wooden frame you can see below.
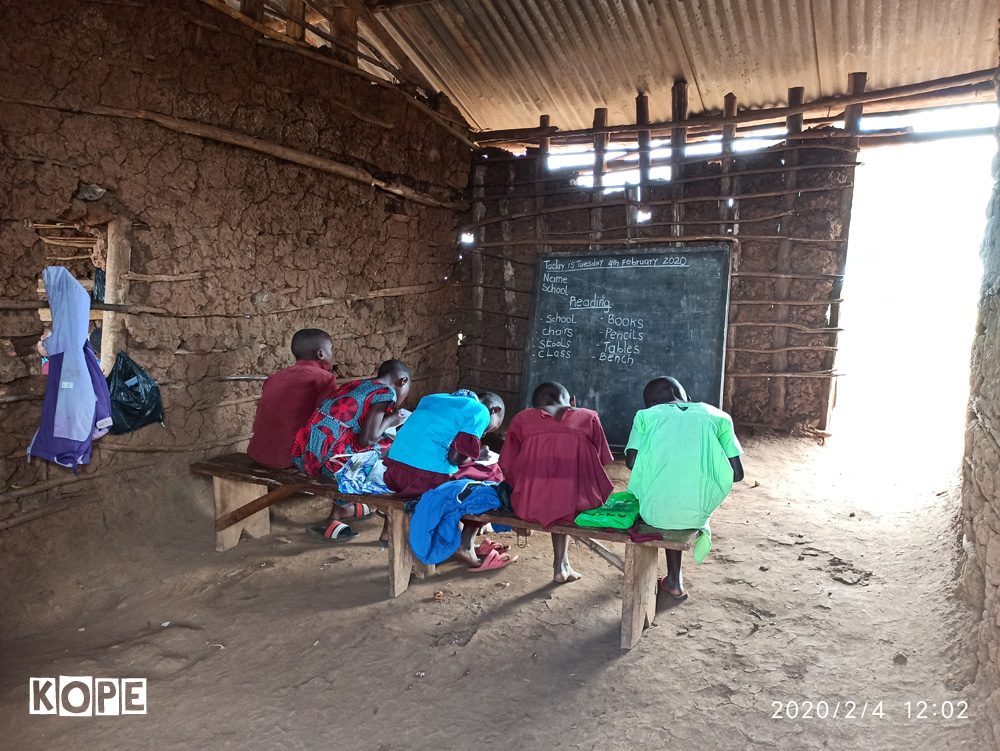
[519,244,732,447]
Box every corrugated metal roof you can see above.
[377,0,999,130]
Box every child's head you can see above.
[477,391,506,433]
[531,381,570,409]
[377,359,411,406]
[643,376,688,408]
[89,326,102,359]
[290,328,334,370]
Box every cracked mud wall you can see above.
[0,0,470,563]
[961,69,1000,741]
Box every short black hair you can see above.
[88,326,102,353]
[377,359,411,379]
[643,376,688,406]
[531,381,569,408]
[290,328,332,360]
[478,391,505,413]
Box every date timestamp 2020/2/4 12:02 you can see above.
[770,700,970,720]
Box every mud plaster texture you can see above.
[0,0,470,546]
[457,141,856,429]
[961,72,1000,743]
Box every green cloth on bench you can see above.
[574,491,640,529]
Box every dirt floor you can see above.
[0,433,992,750]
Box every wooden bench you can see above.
[190,452,699,649]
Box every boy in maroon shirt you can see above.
[247,329,336,469]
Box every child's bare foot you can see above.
[554,563,582,583]
[454,548,482,568]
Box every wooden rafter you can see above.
[367,0,437,11]
[307,0,436,95]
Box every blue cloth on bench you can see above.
[408,480,500,565]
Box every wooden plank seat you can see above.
[190,452,699,649]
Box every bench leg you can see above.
[213,477,270,552]
[413,561,436,579]
[386,506,415,597]
[621,544,658,650]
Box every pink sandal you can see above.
[475,538,511,557]
[469,549,518,572]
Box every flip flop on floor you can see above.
[306,520,359,543]
[338,502,375,520]
[469,549,518,572]
[658,577,688,601]
[475,539,511,557]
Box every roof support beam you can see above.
[367,0,437,12]
[309,0,436,95]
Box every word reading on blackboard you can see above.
[569,295,611,311]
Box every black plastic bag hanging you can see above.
[92,268,106,302]
[106,350,164,434]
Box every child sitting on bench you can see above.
[499,381,614,583]
[384,389,505,566]
[247,328,337,469]
[625,376,744,600]
[293,359,411,542]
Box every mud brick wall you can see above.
[458,141,856,427]
[0,0,470,538]
[961,69,1000,741]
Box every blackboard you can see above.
[521,246,731,447]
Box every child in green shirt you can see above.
[625,376,744,599]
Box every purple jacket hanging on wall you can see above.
[27,267,113,471]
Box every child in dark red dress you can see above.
[499,382,614,583]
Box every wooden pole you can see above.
[819,71,867,430]
[536,114,551,254]
[671,81,688,241]
[327,4,359,67]
[328,0,438,95]
[721,92,739,415]
[254,39,473,147]
[591,107,608,249]
[636,93,651,189]
[474,68,996,144]
[240,0,264,22]
[500,162,520,397]
[285,0,305,39]
[102,218,132,375]
[470,162,487,379]
[768,85,805,418]
[460,184,850,233]
[1,96,456,209]
[719,93,738,234]
[592,107,608,192]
